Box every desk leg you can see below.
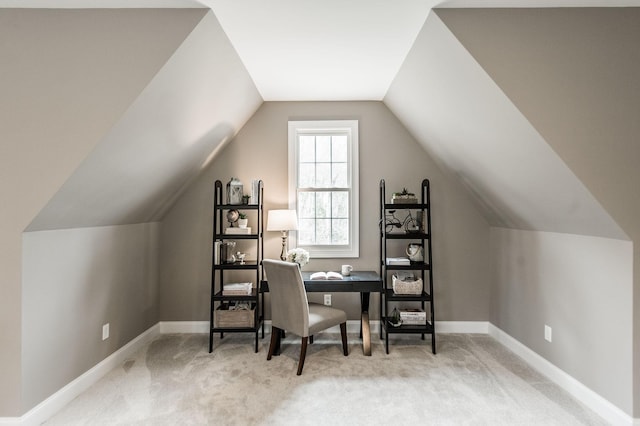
[361,292,371,356]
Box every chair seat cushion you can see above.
[307,302,347,336]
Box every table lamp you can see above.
[267,209,298,260]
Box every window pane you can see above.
[316,192,330,218]
[316,219,331,244]
[332,135,348,162]
[332,163,347,187]
[299,192,315,219]
[289,120,358,257]
[316,164,331,187]
[316,136,331,162]
[299,136,315,162]
[332,219,349,244]
[332,191,349,218]
[298,218,315,244]
[299,163,315,188]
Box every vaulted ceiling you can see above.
[3,0,638,241]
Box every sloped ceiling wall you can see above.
[27,10,262,231]
[432,7,640,415]
[0,8,207,415]
[384,10,626,240]
[435,7,640,240]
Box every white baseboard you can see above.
[159,320,208,334]
[488,324,635,426]
[156,320,490,336]
[436,320,489,334]
[7,324,160,426]
[259,320,489,335]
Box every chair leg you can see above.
[267,326,280,360]
[297,337,308,375]
[340,322,348,356]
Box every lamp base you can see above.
[280,234,287,261]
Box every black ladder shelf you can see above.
[379,179,436,354]
[209,179,265,353]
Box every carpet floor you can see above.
[45,332,607,425]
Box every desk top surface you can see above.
[301,270,381,292]
[301,270,380,282]
[261,270,382,292]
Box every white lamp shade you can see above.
[267,209,298,231]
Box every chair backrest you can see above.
[263,259,310,337]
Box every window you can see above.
[288,120,359,258]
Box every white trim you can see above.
[287,120,360,258]
[488,324,635,426]
[435,320,489,334]
[158,320,209,334]
[14,324,160,426]
[263,320,488,335]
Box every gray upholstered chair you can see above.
[263,259,348,375]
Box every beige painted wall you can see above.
[159,101,491,325]
[22,223,159,411]
[491,228,633,413]
[437,7,640,415]
[0,9,204,416]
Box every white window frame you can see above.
[288,120,359,258]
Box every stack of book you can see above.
[250,179,260,204]
[225,227,251,235]
[400,309,427,325]
[386,257,410,266]
[222,282,253,296]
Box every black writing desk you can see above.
[261,270,382,356]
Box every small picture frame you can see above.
[226,177,244,205]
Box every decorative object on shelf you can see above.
[386,257,410,266]
[213,240,221,265]
[391,188,417,204]
[392,274,423,295]
[381,209,420,234]
[250,179,260,204]
[226,177,244,205]
[242,194,250,205]
[267,209,298,260]
[389,307,402,327]
[220,241,237,264]
[238,212,248,228]
[416,211,425,232]
[226,209,239,227]
[285,247,309,267]
[215,302,255,328]
[222,282,252,295]
[236,252,246,265]
[400,308,427,325]
[406,243,424,263]
[225,227,251,235]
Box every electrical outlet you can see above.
[324,294,331,306]
[544,325,552,342]
[102,323,110,341]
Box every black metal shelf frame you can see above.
[379,178,436,355]
[209,179,265,354]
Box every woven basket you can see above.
[392,275,423,295]
[215,303,255,328]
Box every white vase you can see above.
[238,218,248,228]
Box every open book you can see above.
[309,271,343,280]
